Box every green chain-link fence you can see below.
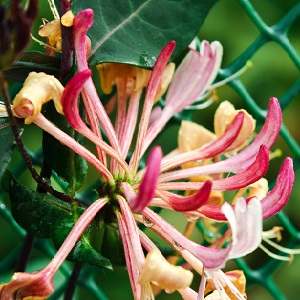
[0,0,300,299]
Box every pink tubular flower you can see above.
[8,8,294,300]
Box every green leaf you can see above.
[72,0,217,68]
[43,103,88,196]
[0,119,15,179]
[52,209,112,270]
[3,170,72,238]
[3,51,61,81]
[3,171,111,269]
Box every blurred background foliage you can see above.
[0,0,300,299]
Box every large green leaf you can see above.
[0,119,15,179]
[43,103,88,196]
[72,0,217,67]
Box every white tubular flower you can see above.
[138,249,194,293]
[12,72,64,124]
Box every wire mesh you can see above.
[0,0,300,299]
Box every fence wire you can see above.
[0,0,300,299]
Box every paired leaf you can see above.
[43,102,88,196]
[72,0,217,68]
[0,119,15,180]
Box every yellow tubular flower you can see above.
[12,72,64,124]
[138,249,194,293]
[96,62,175,102]
[96,63,150,94]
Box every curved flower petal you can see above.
[222,198,262,259]
[261,157,294,219]
[0,270,54,299]
[61,69,133,179]
[142,208,232,269]
[198,157,294,221]
[62,69,92,129]
[214,100,256,152]
[74,9,121,152]
[129,147,162,212]
[158,111,244,174]
[74,9,93,71]
[168,180,212,212]
[159,98,281,182]
[157,145,269,191]
[211,97,281,172]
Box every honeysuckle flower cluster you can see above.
[0,8,296,300]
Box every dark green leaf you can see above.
[43,103,88,196]
[101,224,125,266]
[3,170,72,238]
[52,208,112,269]
[0,118,15,179]
[3,51,61,81]
[72,0,217,68]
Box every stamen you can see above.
[47,0,59,20]
[185,98,215,110]
[210,61,252,90]
[261,227,300,260]
[30,33,58,52]
[259,244,291,262]
[262,226,283,241]
[262,236,300,255]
